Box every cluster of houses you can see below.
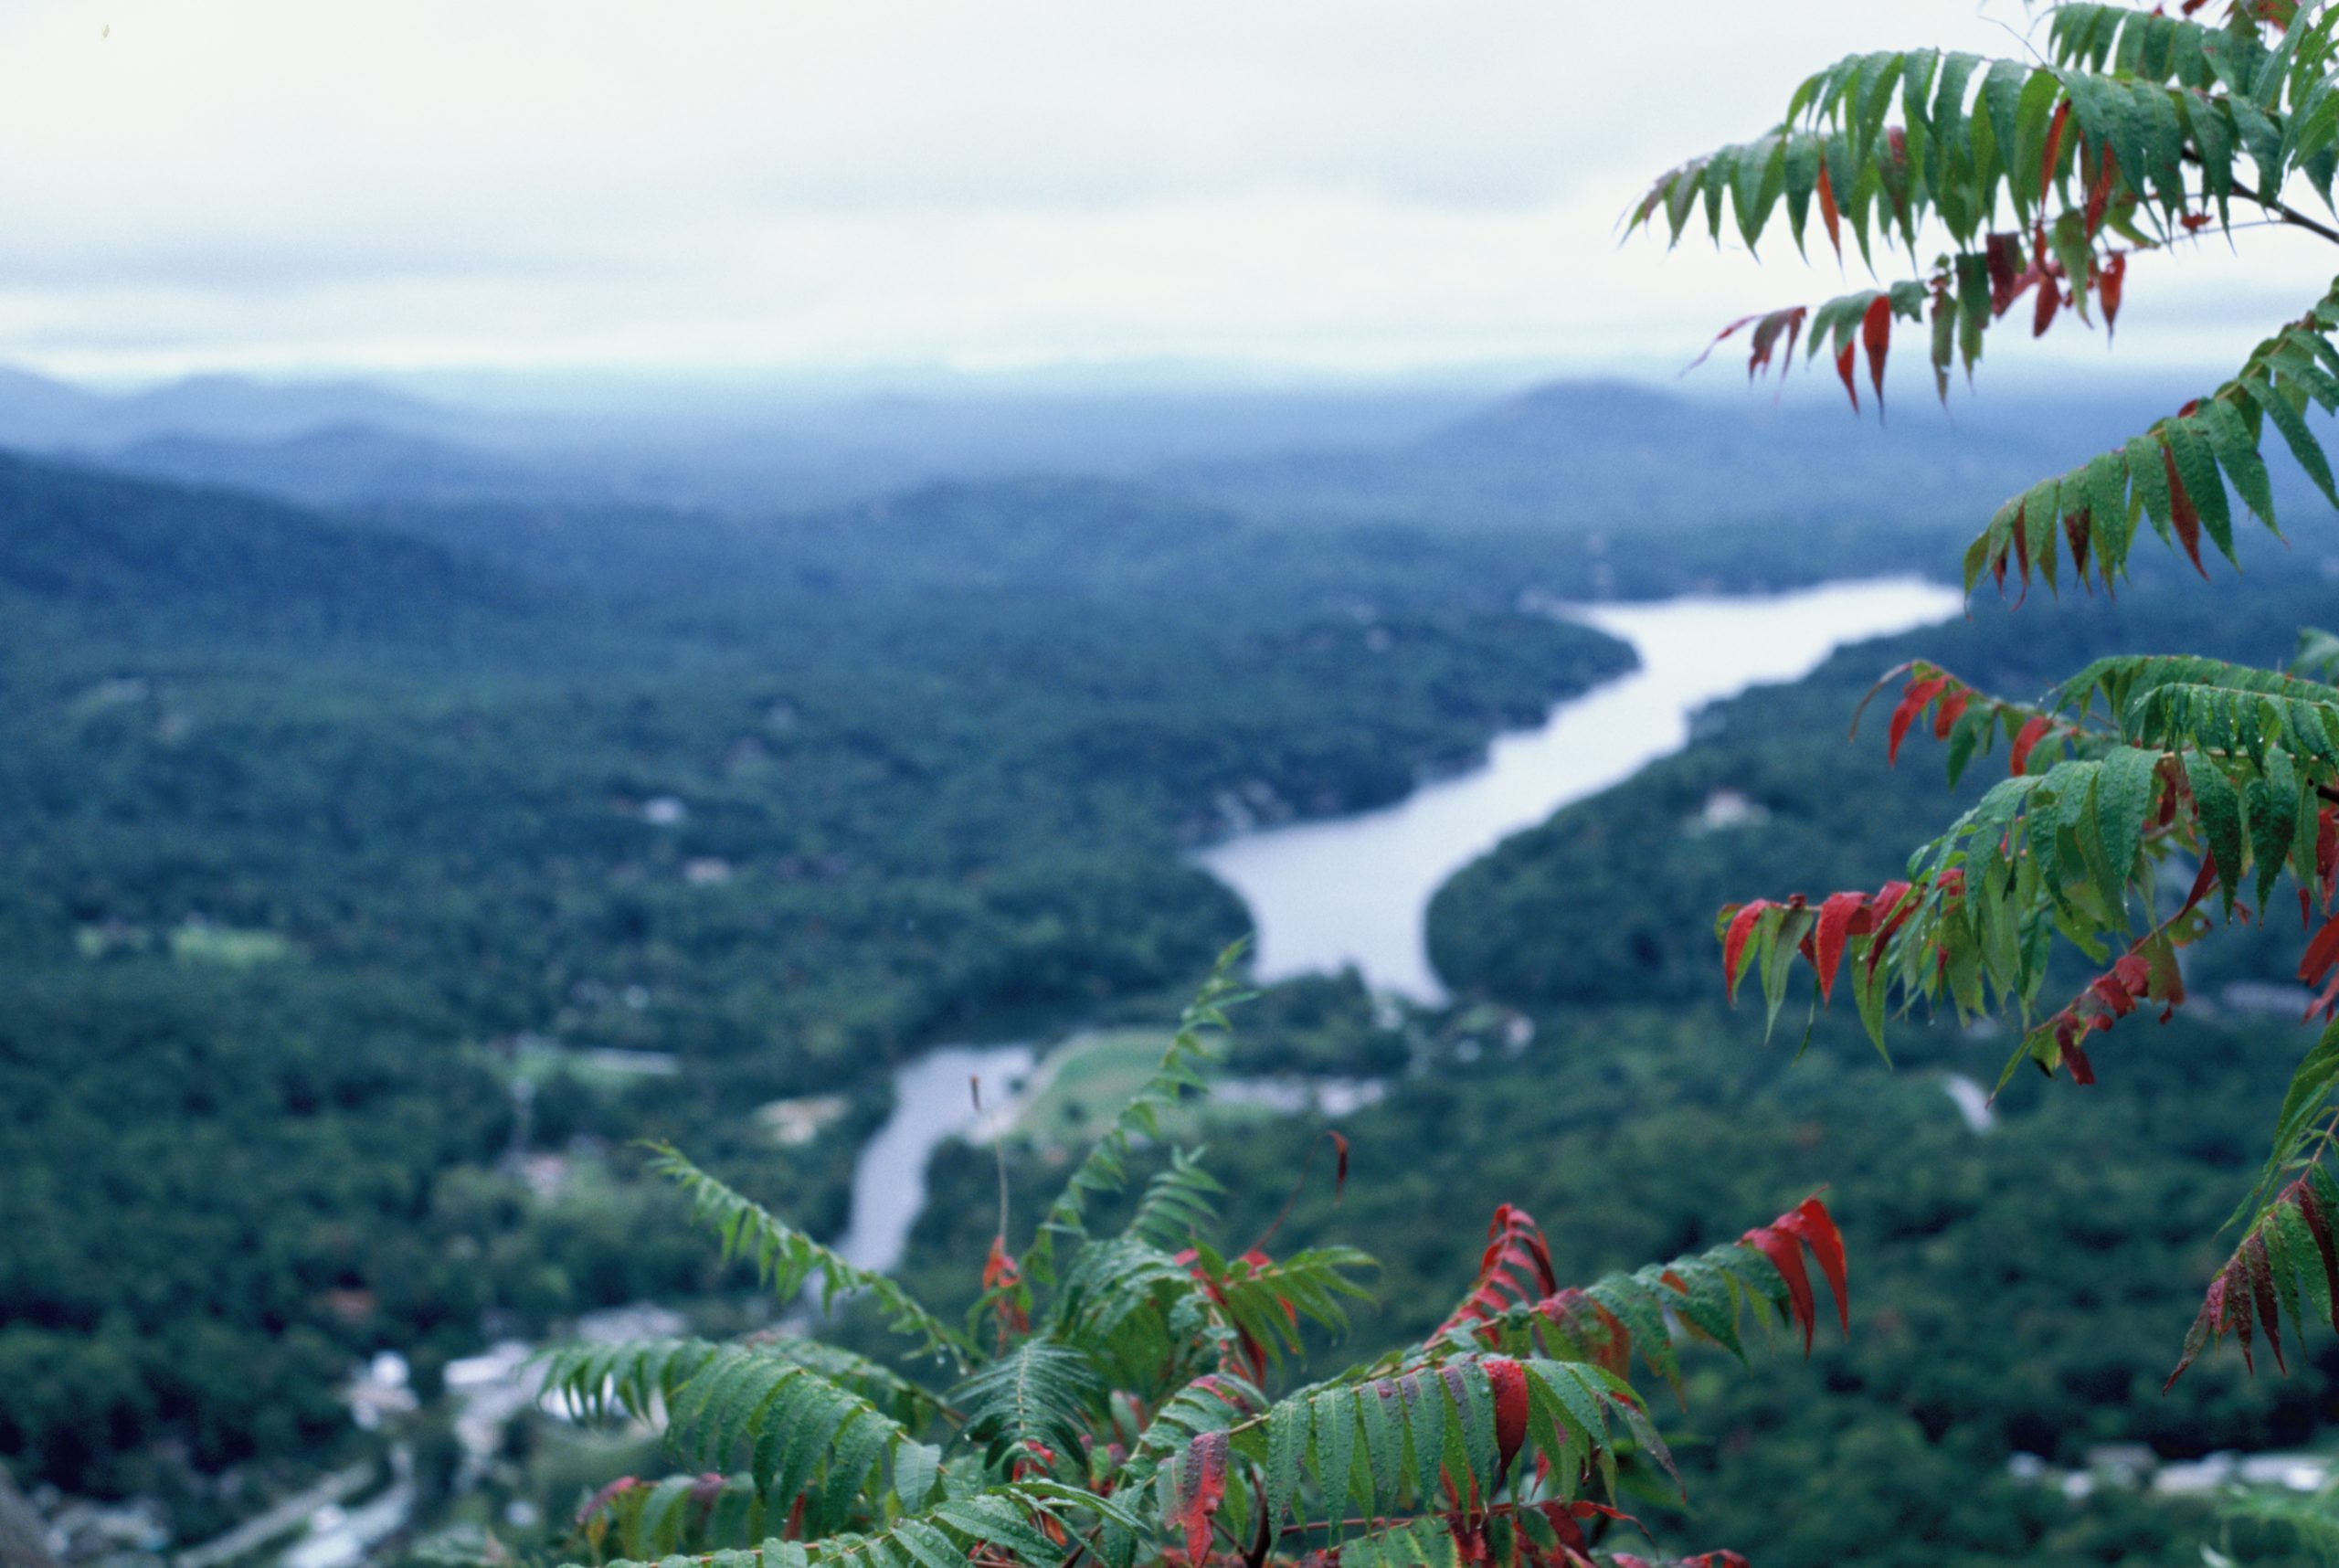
[2009,1444,2334,1499]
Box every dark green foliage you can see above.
[539,961,1841,1568]
[0,446,1637,1501]
[653,1151,971,1365]
[1018,970,1247,1288]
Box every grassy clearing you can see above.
[1007,1028,1275,1145]
[168,924,297,967]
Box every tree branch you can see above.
[2244,189,2339,247]
[2182,150,2339,246]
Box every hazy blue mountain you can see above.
[0,367,110,448]
[8,363,2272,577]
[1167,376,2175,534]
[0,366,479,450]
[0,363,1487,514]
[106,425,566,510]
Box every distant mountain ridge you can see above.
[107,425,562,510]
[1164,375,2196,535]
[0,361,2251,538]
[0,364,1482,514]
[0,366,475,450]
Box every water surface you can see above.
[831,1044,1035,1274]
[841,579,1963,1274]
[1195,578,1963,1000]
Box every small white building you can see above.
[1691,789,1770,833]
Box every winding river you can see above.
[835,577,1964,1273]
[1196,577,1964,1001]
[831,1044,1036,1273]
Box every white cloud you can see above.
[3,0,2329,380]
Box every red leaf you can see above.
[2064,506,2094,585]
[2163,443,2208,577]
[1834,340,1859,412]
[2299,915,2339,987]
[1686,312,1762,373]
[1177,1430,1229,1561]
[1931,687,1971,739]
[1487,1357,1529,1473]
[1810,891,1868,1003]
[1438,1204,1560,1339]
[1861,293,1892,409]
[2313,969,2339,1024]
[2247,1234,2287,1373]
[2319,807,2338,907]
[2009,715,2055,776]
[982,1236,1030,1335]
[1886,675,1950,764]
[2228,1259,2258,1373]
[1741,1224,1818,1353]
[1699,304,1810,384]
[577,1478,643,1529]
[2100,250,2125,334]
[1862,879,1917,977]
[2032,275,2060,337]
[2087,971,2138,1019]
[1721,901,1772,994]
[1328,1130,1349,1200]
[1815,157,1842,259]
[2179,853,2226,919]
[2040,98,2071,197]
[1985,232,2021,313]
[1781,1197,1851,1336]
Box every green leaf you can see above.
[2127,433,2175,547]
[2256,1022,2339,1208]
[2093,747,2163,924]
[2244,376,2339,508]
[2181,750,2246,921]
[2166,416,2238,567]
[1357,1381,1403,1516]
[952,1344,1101,1477]
[2197,397,2280,535]
[1265,1396,1306,1532]
[1762,906,1818,1038]
[2248,747,2303,911]
[1396,1372,1444,1508]
[1312,1388,1357,1539]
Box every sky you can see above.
[6,0,2338,388]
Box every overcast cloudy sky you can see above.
[6,0,2335,386]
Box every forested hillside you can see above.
[0,448,1634,1523]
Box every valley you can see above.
[7,366,2339,1568]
